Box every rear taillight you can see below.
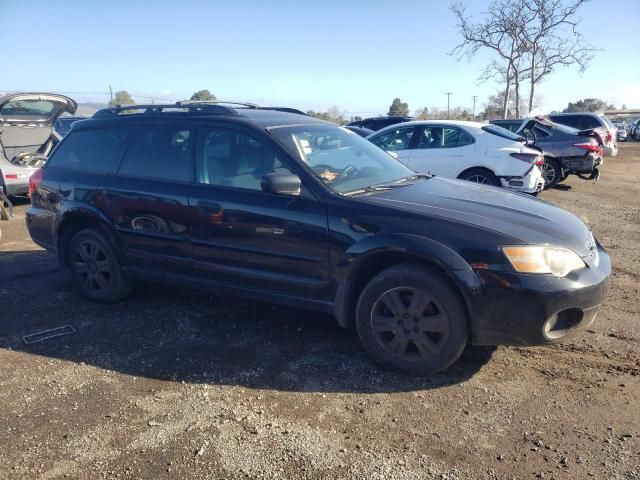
[28,168,44,196]
[510,152,544,165]
[4,173,18,179]
[574,142,601,153]
[605,132,612,143]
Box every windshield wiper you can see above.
[342,173,432,196]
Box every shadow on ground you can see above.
[0,250,495,394]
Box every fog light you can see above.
[543,308,584,339]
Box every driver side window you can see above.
[196,127,292,191]
[370,127,415,151]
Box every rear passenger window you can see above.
[118,125,192,182]
[442,127,474,147]
[47,128,131,173]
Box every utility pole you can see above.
[472,95,478,119]
[109,85,113,104]
[445,92,452,119]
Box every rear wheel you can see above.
[68,228,132,303]
[541,158,562,189]
[355,265,469,375]
[458,168,500,187]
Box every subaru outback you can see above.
[26,102,611,375]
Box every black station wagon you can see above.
[26,102,611,375]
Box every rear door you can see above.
[189,124,330,301]
[368,126,417,166]
[98,122,194,275]
[408,125,476,177]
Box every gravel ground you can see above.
[0,143,638,480]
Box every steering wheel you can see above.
[333,165,359,185]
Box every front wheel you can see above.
[355,265,469,375]
[458,168,500,187]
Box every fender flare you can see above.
[54,203,125,267]
[333,233,479,328]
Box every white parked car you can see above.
[367,120,544,194]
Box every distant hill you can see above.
[74,102,108,116]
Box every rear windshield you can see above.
[549,121,580,134]
[601,116,615,129]
[47,128,132,173]
[0,99,56,117]
[481,124,524,141]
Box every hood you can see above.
[360,177,592,256]
[0,93,77,125]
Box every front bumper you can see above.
[467,246,611,346]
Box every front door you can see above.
[368,125,417,167]
[189,125,330,302]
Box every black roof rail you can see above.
[179,100,258,109]
[93,100,258,118]
[256,107,307,115]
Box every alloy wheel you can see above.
[370,287,450,361]
[541,162,556,185]
[72,240,113,295]
[466,174,491,184]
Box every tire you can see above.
[68,228,132,303]
[355,264,469,375]
[541,157,562,189]
[458,168,500,187]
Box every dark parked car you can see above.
[348,116,413,131]
[26,102,610,375]
[53,115,90,136]
[547,112,618,157]
[490,117,606,188]
[344,125,374,137]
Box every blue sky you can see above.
[1,0,639,116]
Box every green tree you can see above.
[562,98,608,113]
[388,98,409,116]
[108,90,134,107]
[190,89,216,101]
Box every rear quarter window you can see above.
[46,127,132,173]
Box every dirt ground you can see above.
[1,143,638,480]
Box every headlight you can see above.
[502,245,586,277]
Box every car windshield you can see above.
[481,124,525,141]
[269,124,416,194]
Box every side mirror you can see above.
[261,172,301,196]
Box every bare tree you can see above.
[518,0,595,111]
[451,0,528,119]
[451,0,594,115]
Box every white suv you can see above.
[367,120,544,194]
